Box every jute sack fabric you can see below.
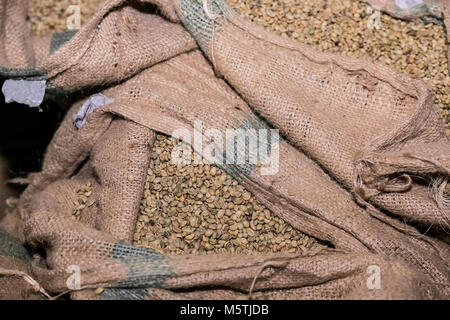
[0,211,43,300]
[0,0,51,70]
[10,48,449,299]
[0,0,449,299]
[12,68,444,299]
[0,0,196,91]
[173,0,450,229]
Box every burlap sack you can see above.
[12,48,446,299]
[0,0,195,92]
[0,211,43,300]
[173,0,450,229]
[0,0,449,299]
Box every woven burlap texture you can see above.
[0,0,449,299]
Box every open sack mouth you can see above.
[0,0,449,300]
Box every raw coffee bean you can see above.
[133,134,321,255]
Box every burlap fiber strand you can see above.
[0,0,449,300]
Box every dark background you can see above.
[0,81,66,218]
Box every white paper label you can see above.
[73,93,114,129]
[395,0,424,10]
[2,79,46,108]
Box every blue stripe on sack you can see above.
[105,242,175,298]
[0,30,76,81]
[178,0,234,55]
[0,228,31,261]
[50,30,78,55]
[214,117,282,180]
[100,288,150,300]
[0,66,46,79]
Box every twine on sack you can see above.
[0,267,51,299]
[7,172,42,187]
[353,153,450,232]
[429,176,450,230]
[377,174,412,193]
[38,284,113,300]
[7,177,33,186]
[0,266,107,300]
[406,154,450,230]
[352,158,450,255]
[353,161,413,202]
[248,260,290,300]
[352,160,378,202]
